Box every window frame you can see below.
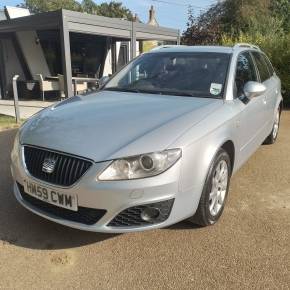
[221,52,233,100]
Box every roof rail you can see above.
[233,43,260,50]
[150,45,178,51]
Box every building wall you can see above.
[16,30,51,79]
[0,38,26,99]
[103,40,140,76]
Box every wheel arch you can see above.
[221,140,235,173]
[279,100,283,113]
[177,133,237,219]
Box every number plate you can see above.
[23,179,78,211]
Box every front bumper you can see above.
[11,146,196,233]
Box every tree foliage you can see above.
[182,0,290,44]
[270,0,290,31]
[20,0,81,13]
[182,4,224,45]
[96,2,133,19]
[20,0,133,20]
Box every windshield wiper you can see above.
[162,91,195,97]
[104,87,163,95]
[158,91,217,98]
[149,90,199,97]
[103,87,141,93]
[104,87,214,98]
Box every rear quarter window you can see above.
[252,52,271,82]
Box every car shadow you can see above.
[0,128,117,250]
[166,220,202,230]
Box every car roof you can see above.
[149,45,261,55]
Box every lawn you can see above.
[0,114,21,130]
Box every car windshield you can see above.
[104,52,231,98]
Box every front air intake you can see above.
[23,146,92,187]
[108,199,174,227]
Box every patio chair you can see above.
[35,74,59,101]
[58,74,88,97]
[73,79,88,95]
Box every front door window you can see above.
[235,52,258,97]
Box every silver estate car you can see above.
[11,44,282,232]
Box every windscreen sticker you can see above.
[210,83,223,96]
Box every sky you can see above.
[0,0,217,31]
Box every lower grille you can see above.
[108,199,174,227]
[17,183,106,226]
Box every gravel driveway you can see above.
[0,112,289,289]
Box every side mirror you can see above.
[99,76,110,88]
[243,81,266,99]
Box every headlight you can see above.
[98,148,181,181]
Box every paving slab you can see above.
[0,100,55,119]
[0,112,289,289]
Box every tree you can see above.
[182,0,289,44]
[95,2,133,20]
[80,0,133,19]
[271,0,290,32]
[80,0,98,15]
[20,0,81,13]
[182,4,224,45]
[20,0,133,20]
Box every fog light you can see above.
[141,207,160,222]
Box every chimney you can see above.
[147,5,159,26]
[133,13,141,22]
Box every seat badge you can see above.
[42,158,57,174]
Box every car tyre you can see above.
[189,148,231,227]
[263,106,281,145]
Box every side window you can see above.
[252,52,271,82]
[235,52,257,97]
[263,54,275,76]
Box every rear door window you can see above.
[235,52,258,97]
[263,55,275,76]
[252,52,271,82]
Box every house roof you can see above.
[0,9,179,41]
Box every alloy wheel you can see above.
[209,160,228,216]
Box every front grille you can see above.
[17,183,107,225]
[23,146,92,187]
[108,199,174,227]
